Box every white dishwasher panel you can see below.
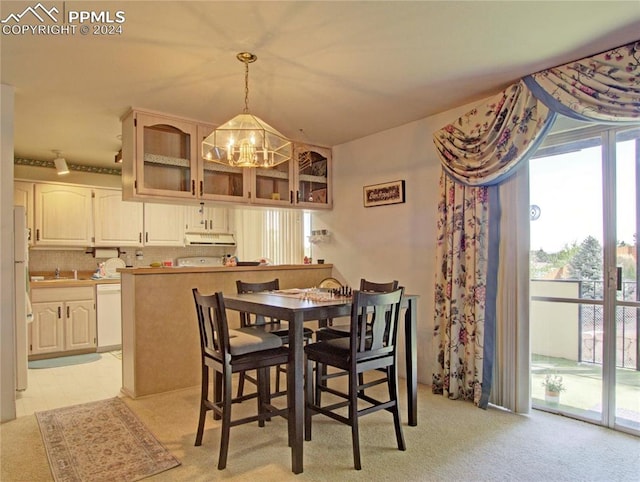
[96,283,122,351]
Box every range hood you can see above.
[184,232,236,246]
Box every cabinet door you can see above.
[65,300,96,351]
[197,123,250,203]
[294,143,332,209]
[93,189,143,246]
[34,184,93,246]
[250,161,295,206]
[30,302,64,355]
[184,204,228,233]
[14,181,34,244]
[135,112,198,200]
[144,203,185,246]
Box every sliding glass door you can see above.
[529,123,639,435]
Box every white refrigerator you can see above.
[14,206,30,391]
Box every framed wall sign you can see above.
[363,180,406,207]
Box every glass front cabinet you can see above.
[122,109,331,209]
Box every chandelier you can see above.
[202,52,292,168]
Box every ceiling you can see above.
[2,1,640,169]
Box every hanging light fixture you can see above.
[202,52,292,168]
[52,150,69,175]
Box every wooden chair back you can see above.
[350,288,404,359]
[192,289,230,362]
[236,279,280,327]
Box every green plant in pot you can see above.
[542,374,566,403]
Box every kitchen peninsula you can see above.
[119,264,333,398]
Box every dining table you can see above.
[223,289,418,474]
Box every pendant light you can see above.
[202,52,292,168]
[52,150,69,175]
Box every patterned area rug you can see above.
[35,397,180,481]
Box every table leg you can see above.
[288,312,304,474]
[405,298,418,426]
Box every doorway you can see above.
[529,123,640,435]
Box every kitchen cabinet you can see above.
[143,202,184,246]
[13,181,34,245]
[122,109,333,210]
[183,204,228,233]
[34,183,93,246]
[93,188,144,246]
[197,123,250,203]
[293,144,332,209]
[122,109,198,201]
[30,286,96,357]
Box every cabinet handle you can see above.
[58,306,61,318]
[290,191,293,203]
[36,229,40,241]
[67,306,70,318]
[191,180,195,195]
[199,181,203,197]
[209,219,213,230]
[296,190,301,203]
[145,232,149,243]
[139,232,142,243]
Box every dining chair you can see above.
[192,289,290,470]
[304,287,406,470]
[236,279,314,397]
[314,279,399,403]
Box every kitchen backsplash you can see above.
[29,246,233,272]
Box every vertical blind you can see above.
[233,207,304,265]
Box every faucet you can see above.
[55,267,60,279]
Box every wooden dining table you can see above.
[223,290,418,474]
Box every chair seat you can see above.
[226,327,283,356]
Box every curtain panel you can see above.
[431,38,640,411]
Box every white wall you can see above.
[312,102,478,385]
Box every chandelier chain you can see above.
[243,60,250,113]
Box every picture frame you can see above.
[363,180,406,207]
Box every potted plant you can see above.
[542,374,566,403]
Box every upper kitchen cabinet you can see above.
[93,188,143,247]
[34,184,93,247]
[14,181,34,244]
[294,144,332,209]
[197,123,250,203]
[143,202,184,246]
[121,109,199,201]
[250,159,295,207]
[183,203,228,233]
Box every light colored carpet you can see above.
[2,381,639,481]
[35,397,180,481]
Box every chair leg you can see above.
[195,365,209,446]
[213,370,222,421]
[236,371,246,399]
[315,362,324,405]
[257,367,267,427]
[388,365,406,451]
[305,357,313,441]
[350,370,362,470]
[218,368,233,470]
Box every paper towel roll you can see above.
[94,248,119,258]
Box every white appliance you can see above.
[14,206,31,391]
[96,283,122,351]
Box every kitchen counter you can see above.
[120,263,334,398]
[30,272,121,288]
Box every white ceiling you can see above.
[2,1,640,169]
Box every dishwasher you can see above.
[96,283,122,351]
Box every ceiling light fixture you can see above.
[202,52,292,168]
[52,150,69,175]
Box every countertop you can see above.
[30,271,122,288]
[118,264,332,275]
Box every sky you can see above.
[529,139,636,253]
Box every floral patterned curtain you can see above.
[431,39,640,409]
[432,173,491,403]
